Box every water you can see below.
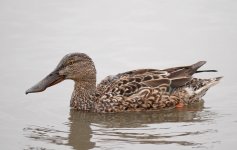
[1,0,237,149]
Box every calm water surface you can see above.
[1,0,237,150]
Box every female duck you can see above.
[26,53,222,113]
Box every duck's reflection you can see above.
[24,101,216,150]
[67,110,95,150]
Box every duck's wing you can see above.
[96,61,206,96]
[94,61,210,112]
[94,61,221,112]
[96,70,188,98]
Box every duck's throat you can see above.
[70,80,96,111]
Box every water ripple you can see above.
[23,102,219,150]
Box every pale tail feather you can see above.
[184,77,223,103]
[195,77,223,95]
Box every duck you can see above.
[26,52,222,113]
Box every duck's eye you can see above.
[68,61,74,66]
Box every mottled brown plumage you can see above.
[26,52,222,113]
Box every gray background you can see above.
[0,0,237,149]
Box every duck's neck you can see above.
[70,79,96,111]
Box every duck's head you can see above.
[25,52,96,94]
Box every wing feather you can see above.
[97,61,205,97]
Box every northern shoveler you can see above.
[26,53,222,113]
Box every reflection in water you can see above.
[24,101,218,150]
[67,110,95,150]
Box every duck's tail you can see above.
[195,70,218,73]
[165,61,217,78]
[190,61,219,75]
[184,76,223,103]
[194,77,222,96]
